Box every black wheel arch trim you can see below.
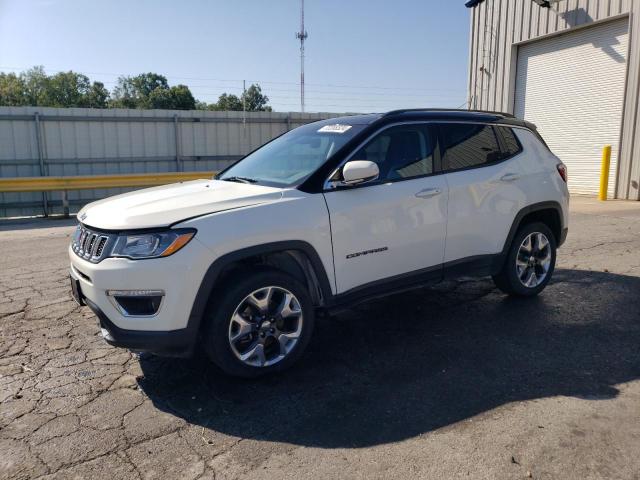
[185,240,334,346]
[493,201,565,273]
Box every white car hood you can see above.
[78,179,284,230]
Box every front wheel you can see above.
[203,269,315,378]
[492,222,557,297]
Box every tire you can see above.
[202,269,315,378]
[492,222,557,297]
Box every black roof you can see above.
[382,108,516,121]
[312,109,535,130]
[368,109,531,129]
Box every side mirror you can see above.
[341,160,379,186]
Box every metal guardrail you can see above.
[0,172,215,192]
[0,171,215,217]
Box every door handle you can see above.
[499,172,521,182]
[415,188,442,199]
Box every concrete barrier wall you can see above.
[0,107,342,217]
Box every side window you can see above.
[351,124,435,181]
[495,126,523,158]
[439,123,502,171]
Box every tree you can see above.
[241,84,272,112]
[110,73,195,110]
[147,84,196,110]
[130,73,169,101]
[147,88,174,109]
[212,93,243,111]
[22,66,50,106]
[111,73,170,108]
[0,66,258,112]
[84,81,110,108]
[207,84,272,112]
[42,71,86,107]
[110,76,138,108]
[167,84,195,110]
[0,67,110,108]
[0,73,27,106]
[35,71,110,108]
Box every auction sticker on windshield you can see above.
[318,124,352,133]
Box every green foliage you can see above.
[201,84,272,112]
[145,84,196,110]
[167,84,196,110]
[211,93,243,111]
[111,73,172,108]
[0,73,27,106]
[44,72,109,108]
[0,67,110,108]
[23,66,50,106]
[241,84,272,112]
[0,67,271,112]
[111,74,196,110]
[84,82,110,108]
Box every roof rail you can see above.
[382,108,516,118]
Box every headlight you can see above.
[110,229,195,259]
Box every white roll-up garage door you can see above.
[514,19,628,196]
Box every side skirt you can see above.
[323,253,501,315]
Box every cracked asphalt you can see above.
[1,196,640,480]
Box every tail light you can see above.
[556,163,567,183]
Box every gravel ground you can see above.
[1,196,639,480]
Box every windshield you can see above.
[217,121,366,187]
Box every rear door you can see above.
[437,123,528,265]
[323,123,448,294]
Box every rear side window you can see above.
[495,126,523,158]
[439,123,503,171]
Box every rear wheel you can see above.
[493,222,556,297]
[203,269,315,378]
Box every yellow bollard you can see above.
[599,145,612,201]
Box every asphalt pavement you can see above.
[1,197,640,480]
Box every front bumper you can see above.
[68,238,212,357]
[84,297,195,357]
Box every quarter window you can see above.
[496,126,523,158]
[439,123,503,171]
[351,124,435,181]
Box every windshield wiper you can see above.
[221,176,258,184]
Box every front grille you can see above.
[94,237,108,257]
[72,225,115,263]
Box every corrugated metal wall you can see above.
[0,107,342,217]
[467,0,640,200]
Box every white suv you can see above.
[69,109,569,377]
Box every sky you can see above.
[0,0,471,113]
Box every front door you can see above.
[323,123,448,294]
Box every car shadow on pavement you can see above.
[138,268,640,448]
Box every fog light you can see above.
[101,327,114,341]
[106,290,164,317]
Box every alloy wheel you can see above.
[515,232,552,288]
[228,286,303,367]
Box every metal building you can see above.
[466,0,640,199]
